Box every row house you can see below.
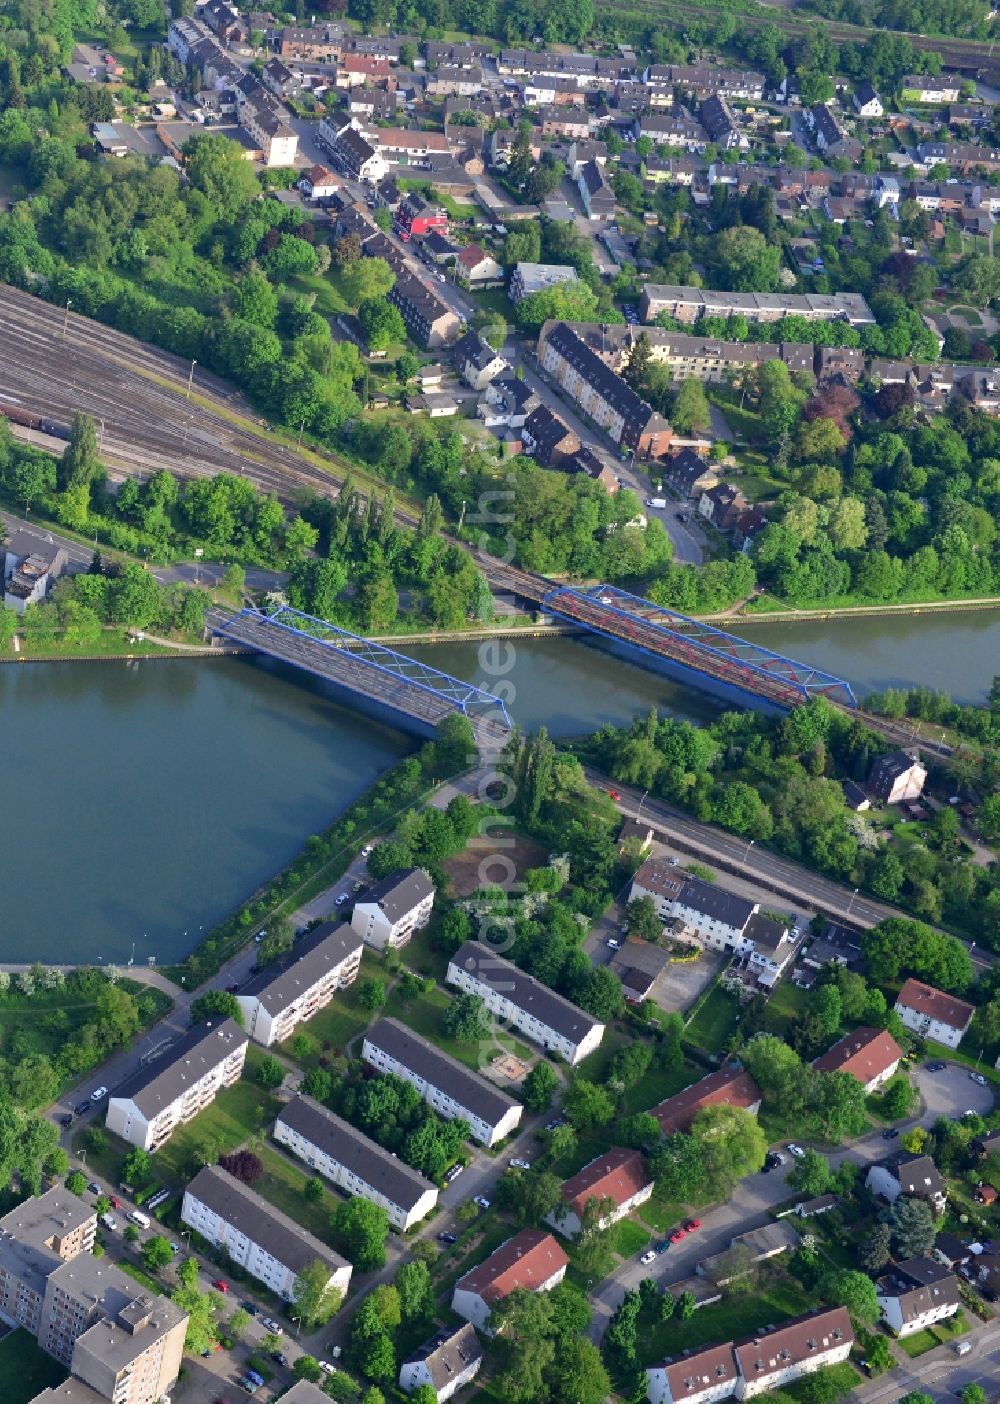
[901,75,961,104]
[567,138,608,176]
[236,920,363,1047]
[363,125,454,167]
[547,1148,653,1238]
[275,1094,439,1231]
[651,1065,762,1136]
[262,57,300,99]
[919,140,1000,171]
[106,1019,247,1151]
[853,81,884,118]
[388,271,462,348]
[452,329,508,391]
[426,65,484,97]
[236,75,298,166]
[665,446,719,499]
[321,121,389,182]
[279,23,345,61]
[399,1323,483,1402]
[646,1308,853,1404]
[452,1230,568,1333]
[644,156,699,186]
[486,127,541,168]
[522,404,582,465]
[578,159,616,219]
[478,375,538,429]
[509,262,578,304]
[201,0,249,48]
[349,867,435,951]
[335,55,392,89]
[876,1257,961,1337]
[813,1027,903,1093]
[181,1165,351,1303]
[644,62,765,102]
[524,77,586,107]
[894,978,974,1049]
[537,321,673,457]
[700,95,744,151]
[638,285,875,326]
[868,747,927,803]
[540,107,591,139]
[362,1017,523,1146]
[349,86,397,122]
[638,330,812,384]
[456,243,502,284]
[394,192,448,242]
[447,940,605,1065]
[497,48,634,86]
[638,110,708,153]
[423,39,493,67]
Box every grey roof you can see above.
[185,1165,348,1277]
[676,876,755,929]
[109,1018,246,1119]
[48,1256,185,1373]
[884,1153,945,1197]
[276,1094,435,1212]
[544,323,668,436]
[239,921,362,1016]
[0,1186,94,1298]
[5,530,63,567]
[29,1384,109,1404]
[403,1323,483,1390]
[363,1017,520,1126]
[280,1385,331,1404]
[356,867,434,923]
[744,912,787,953]
[450,942,602,1045]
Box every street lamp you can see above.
[62,300,73,340]
[636,789,649,821]
[744,837,755,864]
[847,887,859,916]
[186,358,197,400]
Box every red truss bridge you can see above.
[542,584,858,711]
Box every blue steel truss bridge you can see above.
[542,584,858,711]
[210,605,513,738]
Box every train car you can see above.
[0,404,71,440]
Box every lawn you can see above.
[150,1054,283,1185]
[469,286,514,320]
[898,1326,939,1357]
[627,1057,702,1116]
[785,1361,860,1399]
[639,1265,816,1363]
[764,981,809,1037]
[684,986,741,1054]
[290,269,351,317]
[612,1217,650,1258]
[381,984,532,1072]
[0,1329,67,1404]
[281,986,372,1061]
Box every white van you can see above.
[128,1210,150,1229]
[645,497,667,509]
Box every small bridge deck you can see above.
[211,606,513,736]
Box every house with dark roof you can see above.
[349,868,434,952]
[548,1148,653,1237]
[452,330,509,390]
[538,321,672,457]
[876,1257,961,1337]
[479,374,538,429]
[895,978,974,1050]
[578,159,616,219]
[236,921,363,1046]
[651,1066,762,1136]
[447,941,605,1065]
[181,1165,351,1302]
[105,1020,247,1151]
[700,95,743,149]
[609,937,671,1004]
[399,1323,483,1400]
[388,271,462,348]
[671,877,756,949]
[275,1095,438,1230]
[813,1027,903,1093]
[665,446,718,498]
[452,1230,568,1332]
[866,1153,947,1214]
[3,531,68,614]
[362,1018,523,1146]
[868,749,927,804]
[522,404,582,466]
[320,119,388,182]
[854,80,883,118]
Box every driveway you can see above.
[912,1059,995,1126]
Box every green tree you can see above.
[689,1104,767,1196]
[394,1259,433,1322]
[257,1055,284,1089]
[227,1307,250,1341]
[442,991,490,1041]
[333,1197,389,1270]
[171,1282,220,1356]
[341,258,396,307]
[358,978,387,1011]
[292,1258,344,1328]
[624,896,662,941]
[890,1195,936,1258]
[58,412,101,492]
[142,1237,174,1271]
[357,297,405,351]
[671,378,711,434]
[548,1335,612,1404]
[183,132,261,221]
[827,1268,878,1324]
[123,1146,152,1187]
[713,225,782,292]
[294,1356,323,1382]
[522,1061,558,1112]
[564,1079,615,1131]
[66,1170,86,1196]
[189,989,243,1027]
[787,1149,831,1197]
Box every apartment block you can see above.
[447,941,604,1065]
[275,1094,439,1230]
[350,868,435,952]
[236,921,363,1047]
[452,1230,568,1332]
[182,1165,352,1301]
[399,1323,483,1400]
[876,1257,961,1337]
[638,285,875,327]
[106,1018,247,1151]
[894,978,974,1049]
[508,263,578,304]
[362,1018,523,1146]
[548,1147,653,1238]
[0,1188,96,1336]
[388,271,462,348]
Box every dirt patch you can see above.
[443,832,549,897]
[490,1052,530,1084]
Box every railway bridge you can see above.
[209,605,513,743]
[542,583,859,712]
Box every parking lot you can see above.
[912,1059,995,1126]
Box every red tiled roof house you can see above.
[651,1067,761,1136]
[451,1229,568,1332]
[813,1027,902,1094]
[548,1147,653,1238]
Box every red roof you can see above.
[813,1027,902,1084]
[733,1308,853,1384]
[457,242,492,271]
[456,1230,568,1305]
[896,979,974,1033]
[658,1341,738,1397]
[652,1066,761,1135]
[561,1147,652,1216]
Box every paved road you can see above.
[854,1322,1000,1403]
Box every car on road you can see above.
[790,926,801,938]
[787,1144,806,1159]
[668,857,679,866]
[362,844,373,856]
[271,1352,288,1367]
[510,1158,532,1170]
[971,1072,988,1086]
[100,1215,118,1231]
[319,1361,336,1375]
[883,1127,900,1139]
[261,1318,283,1335]
[670,1228,687,1243]
[241,1301,258,1316]
[607,789,621,801]
[684,1219,701,1232]
[927,1061,947,1072]
[212,1280,229,1293]
[110,1196,122,1210]
[606,938,621,950]
[438,1232,458,1244]
[87,1182,101,1195]
[254,930,266,943]
[544,1118,566,1132]
[640,1250,656,1265]
[655,1239,671,1253]
[226,983,240,994]
[678,513,688,523]
[445,1164,464,1183]
[335,893,348,905]
[90,1087,108,1102]
[74,1101,91,1116]
[473,1195,491,1210]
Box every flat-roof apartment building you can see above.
[0,1188,96,1336]
[275,1094,439,1230]
[105,1019,247,1152]
[638,286,875,327]
[236,921,363,1047]
[447,941,605,1065]
[362,1018,523,1146]
[182,1165,352,1301]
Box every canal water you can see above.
[2,608,996,963]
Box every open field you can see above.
[0,1329,67,1404]
[442,832,549,897]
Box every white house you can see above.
[3,531,67,615]
[299,164,340,199]
[362,1018,523,1146]
[894,978,974,1050]
[236,921,363,1047]
[813,1027,903,1094]
[274,1094,439,1231]
[399,1323,483,1400]
[876,1258,961,1337]
[105,1019,247,1152]
[350,868,435,952]
[451,1230,568,1333]
[547,1147,653,1238]
[853,81,883,118]
[865,1153,947,1215]
[447,941,605,1065]
[181,1165,352,1302]
[452,330,509,391]
[456,244,503,285]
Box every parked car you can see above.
[668,857,679,866]
[241,1301,259,1316]
[319,1361,336,1375]
[100,1215,118,1231]
[87,1182,101,1196]
[927,1061,947,1072]
[607,789,621,801]
[59,1114,73,1128]
[271,1353,288,1367]
[544,1118,566,1132]
[90,1087,108,1102]
[655,1239,671,1254]
[473,1195,491,1210]
[74,1101,91,1116]
[971,1072,988,1086]
[212,1280,229,1293]
[362,844,373,856]
[787,1144,805,1159]
[261,1318,283,1335]
[510,1158,532,1170]
[438,1232,458,1245]
[606,938,621,950]
[640,1250,656,1265]
[883,1127,900,1139]
[445,1164,464,1183]
[335,893,348,906]
[110,1196,122,1210]
[669,1228,687,1243]
[684,1219,701,1232]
